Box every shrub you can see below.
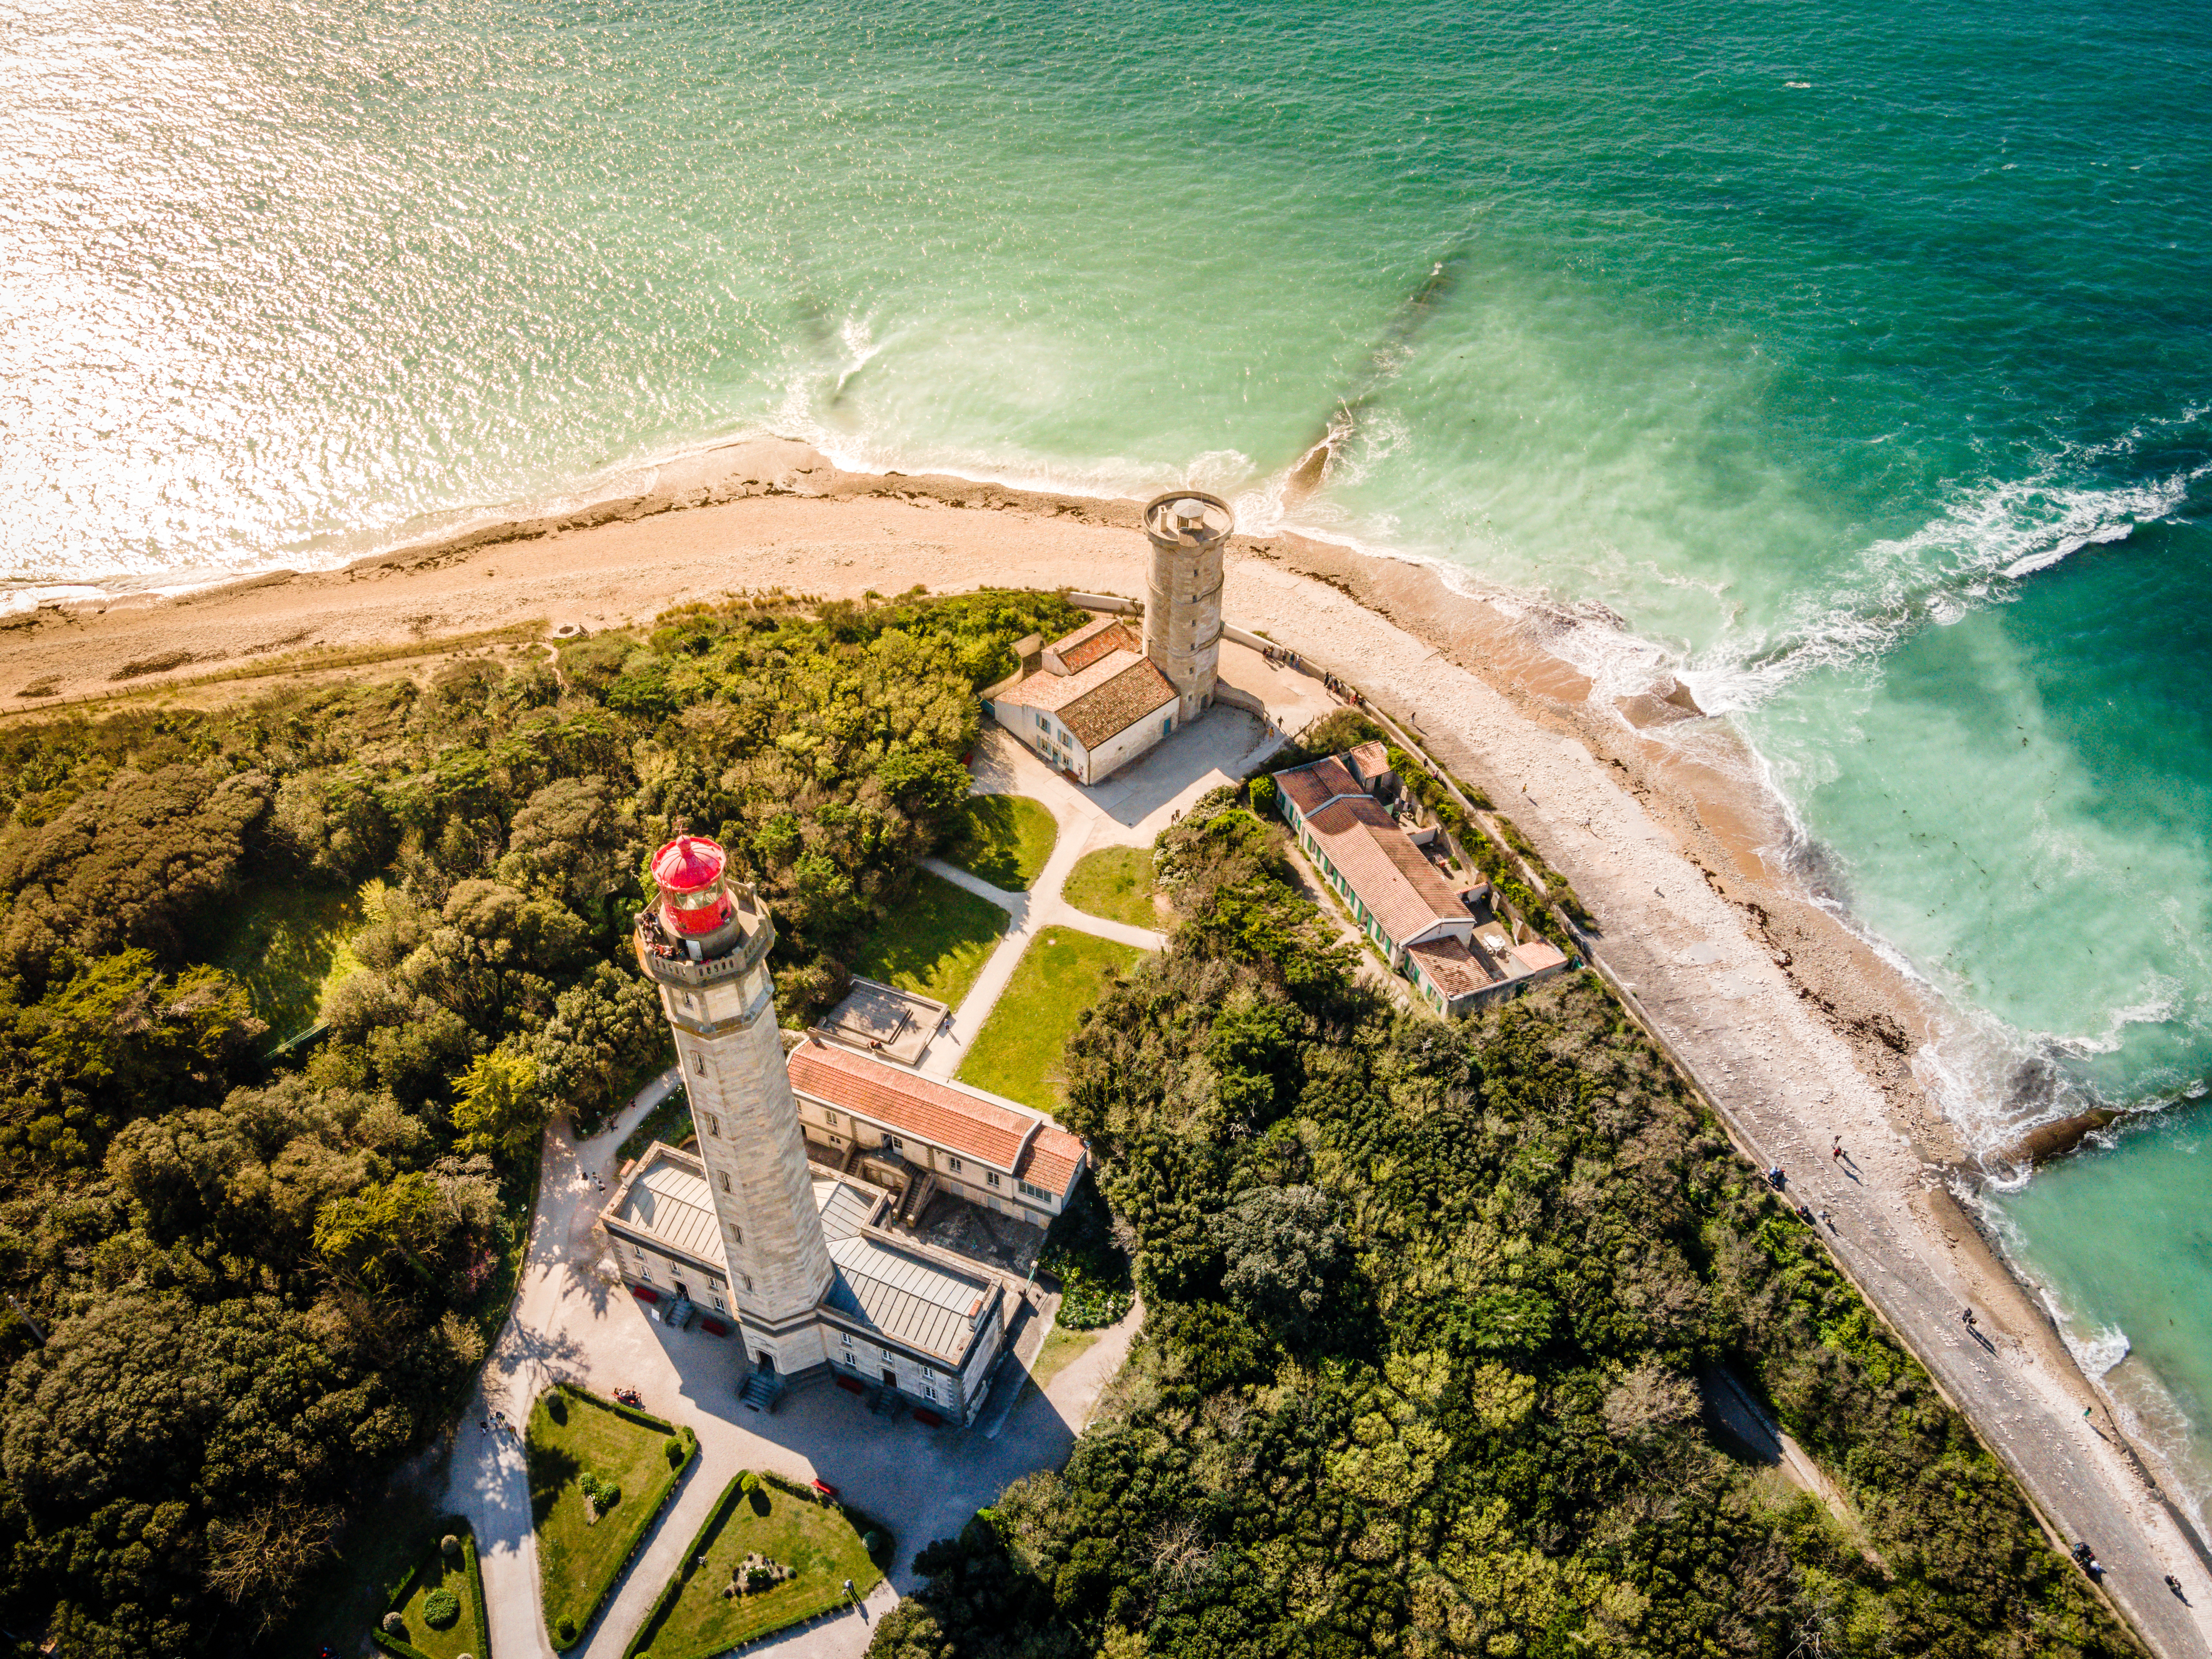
[556,1616,578,1644]
[1246,774,1277,812]
[441,1533,460,1560]
[382,1613,406,1636]
[579,1470,621,1510]
[664,1437,684,1468]
[862,1529,888,1561]
[422,1588,460,1630]
[739,1471,758,1493]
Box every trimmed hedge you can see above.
[541,1385,700,1651]
[369,1515,487,1659]
[621,1472,752,1659]
[623,1471,889,1659]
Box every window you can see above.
[713,1294,726,1311]
[1162,717,1172,736]
[986,1171,1001,1188]
[824,1109,840,1126]
[692,1052,705,1075]
[946,1155,963,1174]
[636,1261,653,1281]
[719,1172,731,1193]
[681,991,695,1009]
[886,1134,903,1151]
[741,1273,753,1292]
[728,1221,743,1244]
[840,1330,855,1350]
[705,1112,720,1137]
[1018,1179,1054,1203]
[923,1384,938,1402]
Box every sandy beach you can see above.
[5,436,2209,1652]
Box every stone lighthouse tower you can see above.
[633,834,830,1376]
[1141,490,1233,725]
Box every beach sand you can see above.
[5,436,2209,1651]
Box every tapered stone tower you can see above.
[1142,490,1233,724]
[633,834,831,1375]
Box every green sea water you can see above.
[5,0,2210,1517]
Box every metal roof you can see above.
[814,1175,877,1242]
[613,1149,726,1268]
[825,1234,995,1365]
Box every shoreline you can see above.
[3,437,2208,1647]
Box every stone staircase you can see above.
[738,1369,782,1413]
[897,1171,937,1226]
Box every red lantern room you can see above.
[650,834,736,941]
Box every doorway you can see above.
[881,1367,897,1389]
[758,1351,776,1373]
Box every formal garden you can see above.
[941,793,1057,889]
[1060,844,1158,928]
[623,1470,887,1659]
[529,1384,698,1649]
[372,1519,490,1659]
[956,927,1145,1110]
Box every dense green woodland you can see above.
[0,589,1081,1656]
[870,793,2130,1659]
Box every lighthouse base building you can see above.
[599,833,1084,1425]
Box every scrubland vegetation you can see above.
[870,790,2129,1659]
[0,587,1076,1656]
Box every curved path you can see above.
[441,1076,1141,1659]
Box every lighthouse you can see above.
[1141,489,1233,725]
[632,834,831,1377]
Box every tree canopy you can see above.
[0,588,1079,1656]
[873,792,2129,1659]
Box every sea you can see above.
[5,0,2209,1524]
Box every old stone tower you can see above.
[632,834,831,1375]
[1141,489,1233,725]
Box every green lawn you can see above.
[957,928,1146,1110]
[530,1386,692,1648]
[943,794,1057,890]
[625,1474,884,1659]
[195,880,364,1042]
[848,869,1008,1011]
[1061,846,1159,929]
[387,1523,490,1659]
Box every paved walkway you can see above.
[918,696,1288,1078]
[442,1080,1145,1659]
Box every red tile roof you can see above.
[1051,617,1140,673]
[1345,739,1393,787]
[1060,657,1176,748]
[1304,795,1471,946]
[995,642,1176,749]
[788,1040,1086,1195]
[1406,935,1497,998]
[1275,754,1364,818]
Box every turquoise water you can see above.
[6,0,2211,1514]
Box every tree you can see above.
[450,1047,547,1160]
[1213,1185,1349,1344]
[497,776,634,918]
[0,764,272,985]
[531,964,665,1130]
